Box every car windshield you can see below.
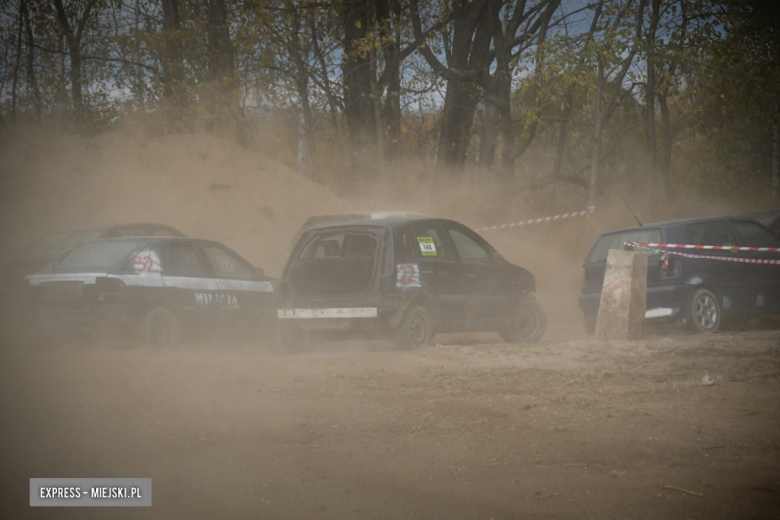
[587,228,663,263]
[56,240,150,272]
[21,229,104,261]
[739,210,776,222]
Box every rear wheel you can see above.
[139,307,179,349]
[583,320,596,336]
[499,296,547,344]
[29,307,61,350]
[394,304,433,351]
[279,322,316,354]
[688,288,721,333]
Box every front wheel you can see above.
[499,296,547,344]
[688,288,721,333]
[139,307,179,349]
[394,304,433,351]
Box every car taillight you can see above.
[582,270,591,288]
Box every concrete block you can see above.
[595,249,647,341]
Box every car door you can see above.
[684,221,745,313]
[161,241,219,323]
[200,242,274,323]
[409,223,463,322]
[442,223,507,321]
[728,219,780,313]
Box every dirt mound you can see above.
[0,130,345,275]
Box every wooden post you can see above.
[595,249,647,341]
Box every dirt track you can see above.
[2,328,779,519]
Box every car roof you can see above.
[87,236,215,245]
[32,222,184,237]
[597,215,762,236]
[304,217,448,232]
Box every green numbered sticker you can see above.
[417,236,437,256]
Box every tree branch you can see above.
[21,39,157,72]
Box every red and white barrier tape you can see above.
[475,205,596,232]
[632,242,780,253]
[625,243,780,265]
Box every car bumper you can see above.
[579,284,695,324]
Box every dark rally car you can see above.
[579,216,780,333]
[25,237,274,348]
[277,218,546,351]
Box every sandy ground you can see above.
[2,129,777,519]
[1,326,779,519]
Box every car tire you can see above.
[499,296,547,344]
[688,288,721,333]
[29,307,61,350]
[139,307,179,349]
[583,320,596,336]
[394,304,433,351]
[279,322,315,354]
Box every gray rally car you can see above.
[277,217,546,352]
[25,237,275,348]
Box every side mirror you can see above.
[253,267,265,280]
[492,252,504,263]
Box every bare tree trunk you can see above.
[289,0,316,179]
[551,0,604,185]
[645,0,661,193]
[161,0,183,108]
[773,99,779,199]
[342,0,375,152]
[368,48,385,160]
[52,0,99,122]
[658,91,673,198]
[589,62,604,204]
[497,0,558,179]
[588,0,647,203]
[133,0,145,111]
[205,0,249,145]
[11,1,23,123]
[377,0,401,159]
[310,16,343,155]
[22,0,42,121]
[478,101,500,174]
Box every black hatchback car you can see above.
[277,218,546,351]
[579,216,780,334]
[25,237,275,348]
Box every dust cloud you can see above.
[1,128,779,519]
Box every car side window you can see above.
[397,231,417,261]
[686,222,737,246]
[202,245,253,280]
[732,221,780,247]
[166,243,208,277]
[411,226,449,259]
[447,229,489,262]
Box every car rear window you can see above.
[56,240,149,272]
[104,225,183,238]
[21,230,104,261]
[731,221,780,247]
[587,229,662,263]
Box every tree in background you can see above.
[0,0,776,204]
